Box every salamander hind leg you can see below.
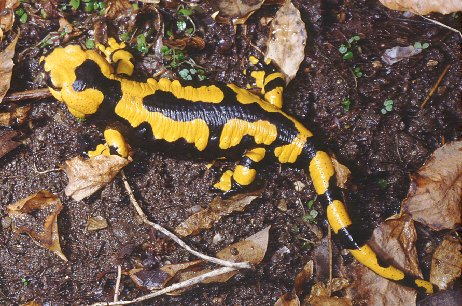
[213,148,266,197]
[88,127,129,158]
[246,56,286,109]
[97,38,134,77]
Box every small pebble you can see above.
[1,217,12,228]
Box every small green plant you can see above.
[160,46,206,81]
[76,117,86,123]
[167,5,196,38]
[302,200,318,223]
[70,0,80,10]
[413,41,429,50]
[341,98,351,112]
[136,34,148,54]
[69,0,106,14]
[354,66,363,78]
[85,38,95,49]
[15,7,28,23]
[40,8,48,19]
[21,277,29,286]
[178,68,206,81]
[381,99,394,114]
[339,35,360,61]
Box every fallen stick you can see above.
[2,88,52,103]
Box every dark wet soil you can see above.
[0,0,461,305]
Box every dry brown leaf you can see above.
[0,30,19,102]
[265,0,306,84]
[129,267,171,291]
[63,154,132,201]
[332,157,351,189]
[106,0,132,19]
[7,190,67,261]
[307,296,352,306]
[348,214,420,306]
[401,141,462,231]
[162,36,206,51]
[430,235,462,290]
[294,260,313,296]
[275,292,300,306]
[175,192,260,237]
[210,0,265,24]
[379,0,462,14]
[217,225,270,265]
[86,216,108,231]
[0,130,20,159]
[21,301,41,306]
[0,105,31,126]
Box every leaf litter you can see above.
[0,30,19,102]
[430,235,462,290]
[401,140,462,231]
[379,0,462,15]
[265,0,306,83]
[7,190,67,261]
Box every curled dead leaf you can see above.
[294,260,313,296]
[210,0,265,24]
[275,292,300,306]
[0,30,19,102]
[430,235,462,290]
[58,18,82,44]
[106,0,132,19]
[265,0,306,84]
[347,214,420,306]
[331,156,351,189]
[63,154,132,201]
[379,0,462,14]
[0,130,20,159]
[175,192,260,237]
[7,190,67,261]
[401,141,462,231]
[162,36,205,50]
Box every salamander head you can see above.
[40,45,114,118]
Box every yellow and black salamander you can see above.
[41,40,434,294]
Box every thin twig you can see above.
[120,171,252,270]
[421,64,451,109]
[33,164,62,175]
[91,266,237,306]
[419,15,462,39]
[2,88,52,103]
[113,265,122,302]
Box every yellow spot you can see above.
[309,151,335,194]
[60,86,105,118]
[246,148,266,162]
[227,84,260,104]
[214,170,234,192]
[156,79,224,103]
[112,49,134,76]
[233,165,256,186]
[104,128,128,158]
[274,135,306,163]
[415,279,434,294]
[350,245,405,281]
[264,73,285,86]
[326,200,352,234]
[264,88,284,109]
[219,119,277,150]
[88,144,110,157]
[115,81,210,151]
[250,70,265,90]
[249,56,259,65]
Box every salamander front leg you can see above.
[213,148,266,197]
[246,56,286,109]
[88,127,129,158]
[97,38,134,76]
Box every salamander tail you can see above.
[307,150,435,294]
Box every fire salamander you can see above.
[41,39,434,294]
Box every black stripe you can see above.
[398,273,434,294]
[317,176,344,207]
[336,223,370,250]
[264,77,285,93]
